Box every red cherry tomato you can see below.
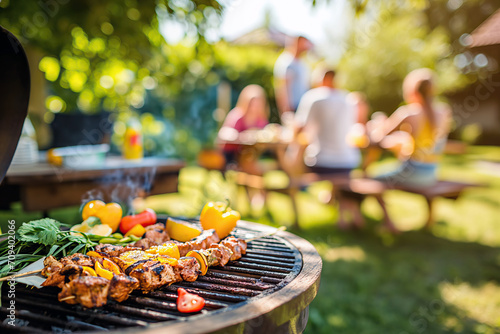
[176,288,205,313]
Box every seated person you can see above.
[218,85,269,166]
[370,68,451,187]
[292,68,361,175]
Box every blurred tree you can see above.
[337,0,500,114]
[0,0,222,115]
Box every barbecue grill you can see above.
[1,219,321,333]
[0,27,322,334]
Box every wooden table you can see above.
[0,156,185,212]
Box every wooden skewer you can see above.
[59,296,76,301]
[0,269,43,282]
[245,226,286,242]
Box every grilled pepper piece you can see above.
[95,261,114,280]
[199,201,240,238]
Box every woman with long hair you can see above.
[218,85,269,165]
[370,68,452,186]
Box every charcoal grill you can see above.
[1,219,321,333]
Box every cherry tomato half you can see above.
[176,287,205,313]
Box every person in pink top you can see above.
[218,84,269,164]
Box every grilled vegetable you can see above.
[165,218,201,242]
[120,209,157,234]
[95,261,114,280]
[82,266,97,276]
[199,201,240,238]
[124,224,146,238]
[177,288,205,313]
[146,244,180,259]
[103,258,121,275]
[186,250,208,275]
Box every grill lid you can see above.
[0,26,31,183]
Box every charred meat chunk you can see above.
[220,237,247,261]
[58,276,110,308]
[109,275,139,302]
[95,244,141,257]
[177,229,220,257]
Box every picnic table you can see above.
[0,156,185,213]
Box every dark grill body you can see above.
[1,220,321,334]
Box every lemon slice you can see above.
[70,223,90,236]
[89,224,112,237]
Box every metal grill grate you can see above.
[1,220,302,333]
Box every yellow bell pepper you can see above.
[82,201,123,233]
[95,261,114,280]
[199,201,240,238]
[82,266,97,276]
[146,244,180,259]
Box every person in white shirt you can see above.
[279,68,363,230]
[274,36,312,117]
[294,69,361,173]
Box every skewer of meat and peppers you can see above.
[0,200,285,312]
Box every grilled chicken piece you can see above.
[41,256,63,277]
[133,237,156,250]
[109,275,139,302]
[144,223,170,244]
[174,257,200,282]
[176,229,220,257]
[220,237,247,261]
[60,253,94,267]
[205,244,233,267]
[95,244,141,257]
[126,260,177,293]
[42,263,91,288]
[132,223,170,249]
[58,276,110,308]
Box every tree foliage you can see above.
[337,0,500,114]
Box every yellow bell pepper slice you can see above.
[146,244,180,259]
[186,250,208,276]
[82,266,97,276]
[124,224,146,238]
[155,256,179,266]
[103,258,121,275]
[95,261,114,280]
[86,251,103,258]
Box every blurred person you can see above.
[370,68,452,186]
[274,35,313,119]
[360,68,452,233]
[293,68,361,174]
[281,68,362,229]
[218,84,269,166]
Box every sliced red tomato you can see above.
[176,288,205,313]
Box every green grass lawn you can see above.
[1,146,500,333]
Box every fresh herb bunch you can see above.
[0,218,97,278]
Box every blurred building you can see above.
[448,9,500,145]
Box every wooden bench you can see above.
[232,171,352,229]
[337,178,479,229]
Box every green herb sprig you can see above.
[0,218,97,279]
